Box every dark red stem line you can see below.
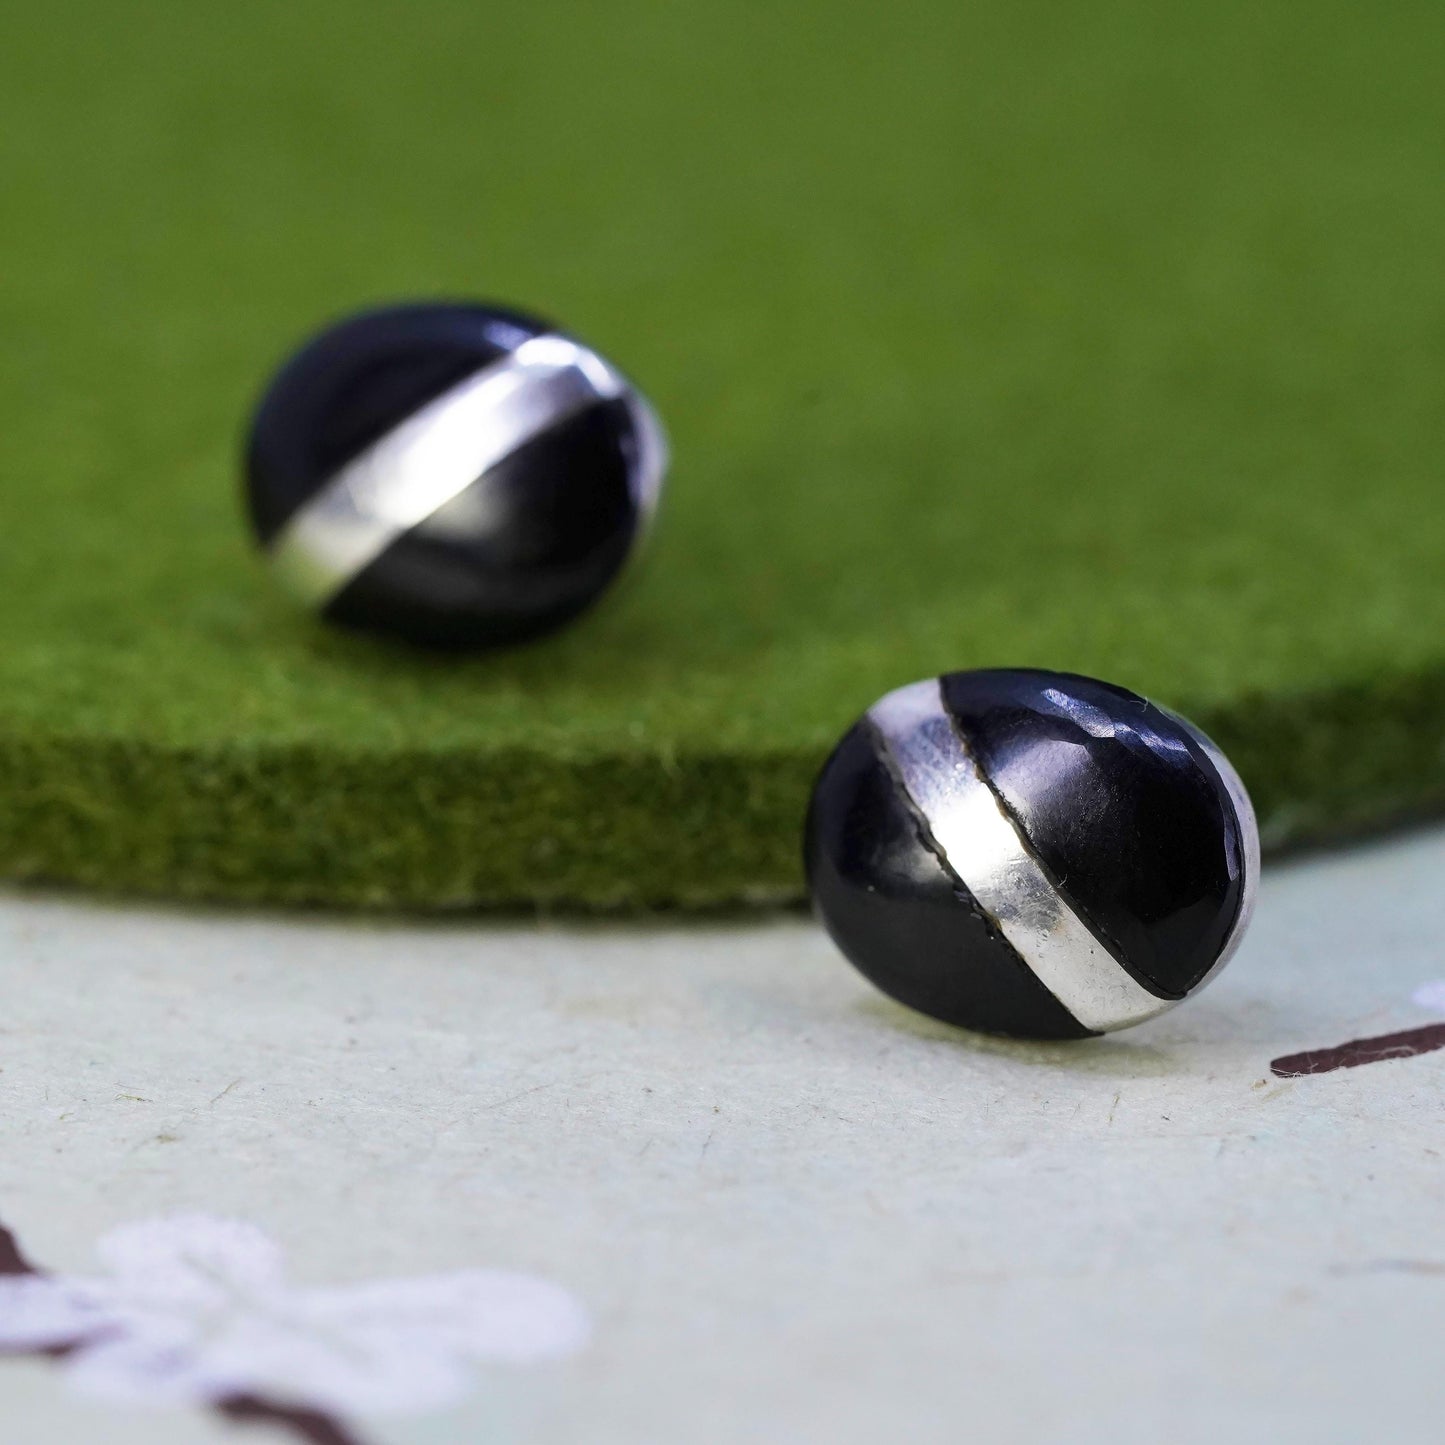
[0,1221,39,1276]
[1271,1021,1445,1078]
[218,1394,370,1445]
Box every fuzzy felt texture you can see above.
[0,0,1442,908]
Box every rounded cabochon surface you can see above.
[245,302,664,649]
[804,668,1259,1038]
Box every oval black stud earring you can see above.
[804,668,1260,1039]
[244,302,666,649]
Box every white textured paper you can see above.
[2,829,1445,1444]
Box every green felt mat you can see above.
[1,0,1443,909]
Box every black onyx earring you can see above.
[804,668,1259,1039]
[244,302,666,649]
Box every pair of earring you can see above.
[245,299,1259,1044]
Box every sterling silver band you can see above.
[623,388,668,524]
[868,679,1175,1034]
[268,333,636,606]
[1161,707,1261,990]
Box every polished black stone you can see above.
[939,668,1247,997]
[244,301,649,649]
[803,720,1098,1040]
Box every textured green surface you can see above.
[1,0,1443,908]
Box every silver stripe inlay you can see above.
[868,678,1174,1034]
[1163,708,1261,989]
[613,387,668,580]
[268,333,631,605]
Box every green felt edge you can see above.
[2,664,1441,912]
